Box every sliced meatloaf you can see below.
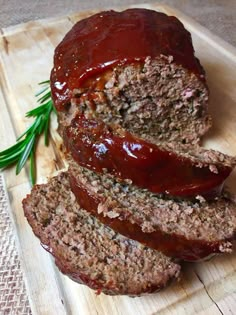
[68,160,236,261]
[64,114,235,198]
[22,172,181,296]
[51,8,210,144]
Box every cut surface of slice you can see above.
[68,160,236,261]
[23,172,180,296]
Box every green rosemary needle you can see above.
[0,80,56,185]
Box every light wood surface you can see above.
[0,4,236,315]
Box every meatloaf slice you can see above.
[68,160,236,261]
[51,9,210,144]
[64,114,235,199]
[22,172,181,296]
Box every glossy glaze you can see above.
[69,174,227,261]
[65,114,232,198]
[51,8,205,110]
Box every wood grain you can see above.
[0,4,236,315]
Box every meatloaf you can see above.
[50,8,211,144]
[50,8,236,199]
[64,114,235,198]
[23,172,181,295]
[68,159,236,261]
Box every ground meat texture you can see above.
[64,114,235,199]
[22,172,181,296]
[68,160,236,261]
[51,9,210,144]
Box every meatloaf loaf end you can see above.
[22,172,181,296]
[51,8,211,144]
[68,160,236,261]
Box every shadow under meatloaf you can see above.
[57,57,210,145]
[68,159,236,261]
[22,172,181,296]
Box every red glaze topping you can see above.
[51,8,205,111]
[65,114,232,198]
[69,174,228,261]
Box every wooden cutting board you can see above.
[1,3,236,315]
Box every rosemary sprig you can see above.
[0,80,55,185]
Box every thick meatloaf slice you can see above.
[22,172,181,296]
[64,114,235,198]
[51,9,210,144]
[68,160,236,261]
